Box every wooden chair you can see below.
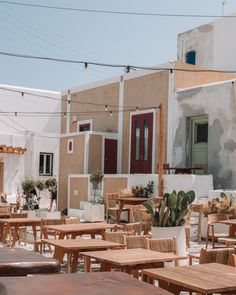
[64,217,80,224]
[129,205,152,235]
[189,247,236,265]
[123,234,151,249]
[185,204,203,245]
[9,212,28,246]
[229,254,236,267]
[157,163,170,174]
[206,214,229,248]
[34,218,64,253]
[124,222,143,235]
[104,231,134,244]
[105,192,129,223]
[145,236,179,266]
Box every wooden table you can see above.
[0,243,60,276]
[0,271,171,295]
[0,217,41,247]
[218,219,236,236]
[142,263,236,294]
[42,238,125,273]
[45,222,116,239]
[118,197,149,223]
[81,248,187,276]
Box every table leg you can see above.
[84,256,91,272]
[12,225,19,247]
[71,252,79,273]
[53,247,65,262]
[117,200,125,224]
[0,223,4,240]
[1,223,10,243]
[66,253,72,273]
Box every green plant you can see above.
[21,179,35,195]
[90,170,104,187]
[90,170,104,204]
[132,181,154,198]
[143,190,195,227]
[35,180,44,191]
[45,177,57,189]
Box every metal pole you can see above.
[157,103,164,201]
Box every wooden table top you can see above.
[42,238,124,250]
[45,222,116,233]
[0,271,171,295]
[118,197,149,202]
[0,217,41,224]
[142,263,236,294]
[81,248,187,266]
[218,219,236,225]
[0,244,60,276]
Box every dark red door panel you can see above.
[104,139,117,174]
[130,113,153,173]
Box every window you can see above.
[195,123,208,143]
[39,153,53,176]
[186,51,196,65]
[79,123,90,132]
[67,139,73,154]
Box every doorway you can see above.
[104,139,117,174]
[130,112,153,173]
[188,116,208,170]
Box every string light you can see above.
[84,62,88,70]
[68,99,71,104]
[63,112,67,117]
[105,105,108,111]
[136,106,139,112]
[21,92,24,97]
[125,66,130,73]
[14,112,17,116]
[109,111,113,116]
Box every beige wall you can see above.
[122,71,169,173]
[175,61,236,89]
[103,177,128,196]
[58,135,85,210]
[88,135,102,173]
[68,83,120,133]
[69,177,88,209]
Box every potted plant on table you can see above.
[143,190,195,264]
[84,171,104,222]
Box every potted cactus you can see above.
[144,190,195,264]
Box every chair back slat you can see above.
[10,212,28,218]
[104,231,134,244]
[124,222,142,235]
[200,248,236,265]
[124,234,151,249]
[146,237,177,254]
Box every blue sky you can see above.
[1,0,236,91]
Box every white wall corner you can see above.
[117,76,124,173]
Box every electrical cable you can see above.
[0,0,235,18]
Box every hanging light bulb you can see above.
[125,66,130,73]
[21,92,24,97]
[105,105,108,112]
[136,106,139,112]
[63,112,67,118]
[14,112,17,116]
[84,62,88,70]
[110,111,113,116]
[67,99,71,105]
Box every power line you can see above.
[1,50,236,74]
[0,0,235,18]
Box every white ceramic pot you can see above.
[84,203,104,222]
[151,225,187,265]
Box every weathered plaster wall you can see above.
[173,80,236,189]
[177,23,214,68]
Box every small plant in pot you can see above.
[143,190,195,262]
[90,170,104,204]
[143,190,195,227]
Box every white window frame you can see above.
[67,139,74,154]
[77,119,93,132]
[39,152,53,176]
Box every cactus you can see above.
[143,190,195,227]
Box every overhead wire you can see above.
[0,0,235,18]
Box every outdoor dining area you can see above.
[1,190,236,295]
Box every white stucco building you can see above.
[177,13,236,70]
[0,84,61,197]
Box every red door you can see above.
[130,113,153,173]
[104,139,117,174]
